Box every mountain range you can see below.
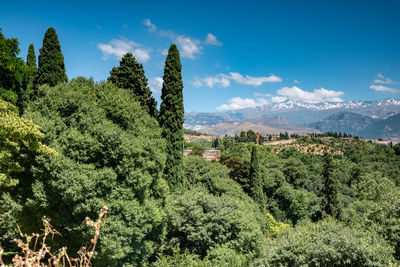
[184,99,400,141]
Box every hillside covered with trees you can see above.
[1,27,400,266]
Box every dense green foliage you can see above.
[108,53,158,117]
[0,99,55,188]
[1,78,168,266]
[257,219,395,266]
[158,44,184,187]
[0,29,30,113]
[34,27,67,91]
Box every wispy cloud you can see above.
[229,72,282,86]
[97,38,151,62]
[373,73,395,84]
[370,73,398,93]
[143,19,156,32]
[176,36,202,59]
[193,72,282,88]
[205,33,222,46]
[271,96,288,103]
[203,75,231,87]
[216,97,269,110]
[275,86,344,103]
[149,77,163,94]
[143,19,221,59]
[254,92,272,97]
[369,85,399,93]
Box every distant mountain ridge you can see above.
[306,112,378,135]
[184,98,400,141]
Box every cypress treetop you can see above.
[158,44,184,187]
[35,27,67,88]
[108,53,157,117]
[26,44,36,70]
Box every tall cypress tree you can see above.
[321,151,341,219]
[158,44,184,187]
[108,53,157,117]
[26,44,36,69]
[34,27,67,90]
[249,145,266,210]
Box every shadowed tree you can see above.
[158,44,184,187]
[321,151,341,219]
[249,145,266,210]
[108,53,158,117]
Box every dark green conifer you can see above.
[34,27,67,89]
[108,53,157,117]
[249,145,266,210]
[321,151,341,219]
[26,44,36,69]
[158,44,184,186]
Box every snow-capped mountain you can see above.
[184,99,400,140]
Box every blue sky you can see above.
[1,0,400,112]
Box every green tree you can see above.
[26,44,37,69]
[0,28,30,114]
[158,44,184,187]
[249,146,266,210]
[34,27,67,91]
[26,44,37,99]
[0,100,55,188]
[321,151,341,219]
[108,53,158,117]
[246,129,257,143]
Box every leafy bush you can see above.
[165,190,266,258]
[256,219,395,266]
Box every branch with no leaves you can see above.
[0,206,108,267]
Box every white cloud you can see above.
[373,73,395,84]
[161,49,168,56]
[229,72,282,86]
[176,36,202,59]
[369,74,398,93]
[144,19,224,59]
[194,72,282,88]
[369,85,399,93]
[149,77,163,94]
[132,48,151,62]
[143,19,156,32]
[217,97,269,110]
[276,86,344,103]
[192,78,203,87]
[97,38,151,62]
[271,96,287,103]
[254,92,272,97]
[205,33,222,46]
[203,74,230,88]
